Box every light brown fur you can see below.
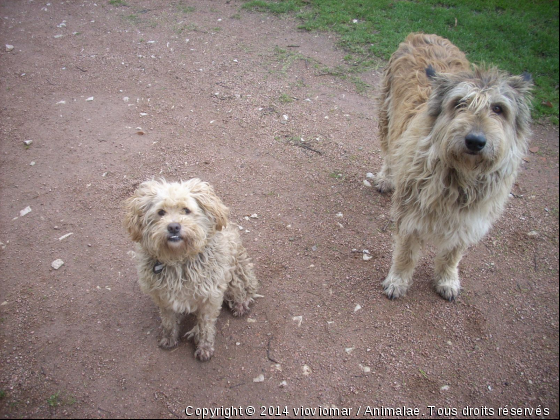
[375,33,532,300]
[124,178,258,361]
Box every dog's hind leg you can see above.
[433,244,465,301]
[158,307,180,349]
[226,253,258,317]
[382,233,422,299]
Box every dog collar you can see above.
[153,261,164,274]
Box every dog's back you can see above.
[378,33,470,152]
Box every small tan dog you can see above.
[376,33,532,300]
[124,178,258,361]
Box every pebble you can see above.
[86,97,94,102]
[24,140,33,146]
[440,385,450,392]
[253,374,265,383]
[19,206,32,217]
[58,233,73,241]
[51,259,64,270]
[366,172,375,179]
[5,44,14,52]
[363,179,372,187]
[302,365,311,376]
[279,380,288,388]
[526,231,539,237]
[359,364,371,373]
[354,304,362,313]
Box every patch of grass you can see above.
[108,0,127,6]
[0,390,6,399]
[47,392,60,408]
[242,0,559,123]
[279,93,294,103]
[46,391,76,408]
[242,0,302,14]
[123,14,139,24]
[270,46,310,75]
[329,171,344,181]
[177,3,196,14]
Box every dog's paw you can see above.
[231,299,252,317]
[435,281,461,302]
[382,275,409,300]
[374,175,394,194]
[194,343,214,362]
[158,336,179,350]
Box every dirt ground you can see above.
[0,1,558,418]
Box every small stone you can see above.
[6,44,14,52]
[279,380,288,388]
[302,365,311,376]
[24,140,33,146]
[51,259,64,270]
[366,172,375,179]
[253,374,265,383]
[292,316,302,327]
[362,254,372,261]
[526,231,539,237]
[86,97,94,102]
[19,206,32,217]
[354,304,362,313]
[363,179,372,187]
[440,385,450,392]
[58,232,73,241]
[359,364,371,373]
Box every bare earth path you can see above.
[0,1,558,418]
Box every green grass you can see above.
[242,0,559,123]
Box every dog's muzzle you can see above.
[465,133,487,154]
[167,222,182,242]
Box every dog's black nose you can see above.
[465,133,487,152]
[167,223,181,234]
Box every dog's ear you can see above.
[506,73,533,136]
[185,179,229,231]
[427,72,453,117]
[425,65,437,80]
[123,180,160,242]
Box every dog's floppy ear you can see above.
[123,180,160,242]
[185,178,229,231]
[506,73,533,137]
[427,72,453,117]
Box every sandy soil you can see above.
[0,1,558,418]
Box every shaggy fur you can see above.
[124,178,258,361]
[375,33,532,300]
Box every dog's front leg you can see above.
[382,233,422,299]
[434,244,465,301]
[158,307,180,349]
[192,301,221,361]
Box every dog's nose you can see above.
[167,223,181,235]
[465,133,487,152]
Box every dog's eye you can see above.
[492,105,503,114]
[454,100,467,110]
[158,210,166,217]
[183,208,191,215]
